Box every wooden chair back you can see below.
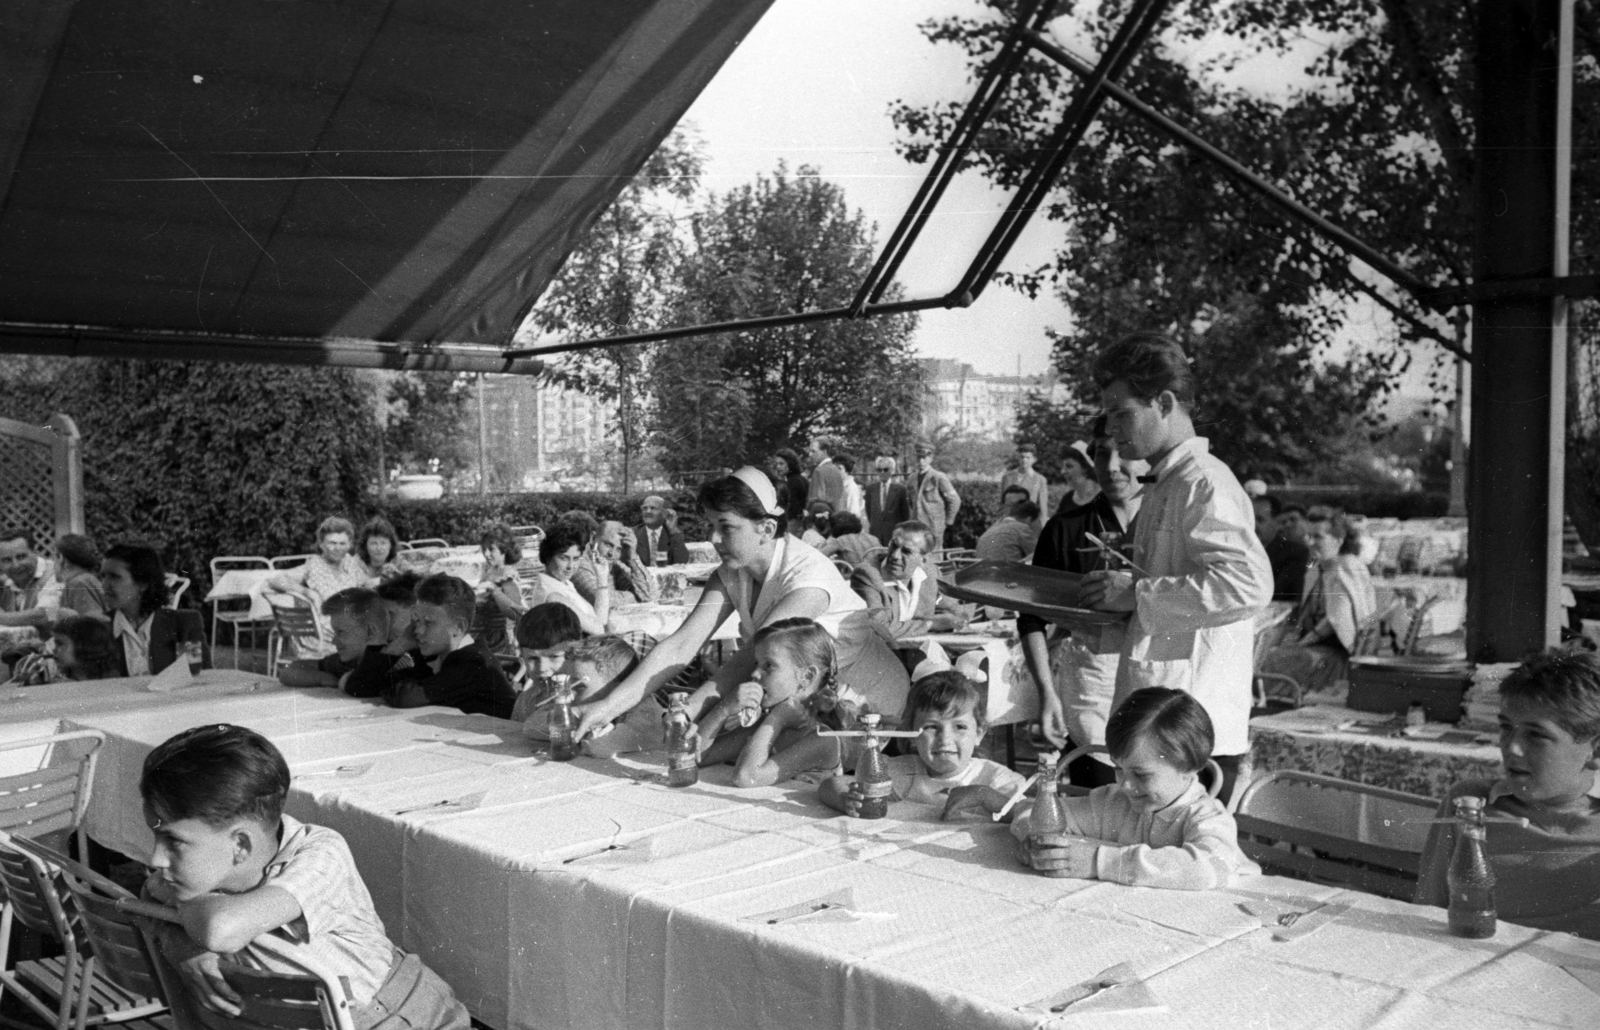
[268,599,325,675]
[0,729,103,856]
[3,834,168,1030]
[1233,771,1437,901]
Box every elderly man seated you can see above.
[0,528,65,628]
[850,521,968,644]
[575,520,657,605]
[633,495,690,567]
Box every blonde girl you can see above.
[696,618,869,787]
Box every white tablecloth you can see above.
[55,681,1600,1030]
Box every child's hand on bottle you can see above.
[1028,835,1098,878]
[839,781,866,817]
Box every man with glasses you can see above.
[865,455,909,545]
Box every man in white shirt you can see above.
[0,528,62,627]
[1079,332,1273,805]
[837,454,866,520]
[850,522,968,643]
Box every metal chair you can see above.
[95,889,356,1030]
[405,538,449,551]
[269,554,316,571]
[0,833,167,1030]
[831,557,855,579]
[1401,595,1443,655]
[161,574,191,610]
[1233,770,1438,901]
[0,729,104,859]
[266,598,325,676]
[208,556,274,671]
[5,835,171,1030]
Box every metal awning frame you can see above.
[511,0,1594,364]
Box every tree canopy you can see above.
[894,0,1600,484]
[654,164,924,471]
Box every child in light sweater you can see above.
[1012,687,1257,889]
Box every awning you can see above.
[0,0,773,372]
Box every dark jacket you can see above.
[383,640,516,719]
[110,608,206,677]
[632,524,691,567]
[1017,493,1134,638]
[864,479,911,545]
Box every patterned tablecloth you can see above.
[1250,704,1503,801]
[48,680,1600,1030]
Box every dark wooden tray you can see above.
[939,560,1129,628]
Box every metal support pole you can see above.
[477,372,489,496]
[1467,0,1569,659]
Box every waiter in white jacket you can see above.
[1079,332,1273,805]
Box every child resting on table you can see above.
[140,724,470,1030]
[3,615,118,685]
[1415,646,1600,939]
[821,669,1029,819]
[695,618,878,788]
[278,588,388,690]
[523,635,662,757]
[382,573,516,719]
[1010,687,1258,889]
[340,574,425,698]
[508,602,584,721]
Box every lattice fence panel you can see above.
[0,415,82,559]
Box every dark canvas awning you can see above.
[0,0,772,372]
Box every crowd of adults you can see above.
[0,331,1382,807]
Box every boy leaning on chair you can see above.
[138,724,471,1030]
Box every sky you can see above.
[677,0,1454,401]
[679,0,1069,379]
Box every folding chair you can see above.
[405,538,449,551]
[831,557,855,579]
[0,835,167,1030]
[208,556,274,671]
[269,555,316,572]
[3,834,169,1030]
[266,599,326,676]
[1401,595,1443,655]
[1233,770,1438,901]
[0,729,104,859]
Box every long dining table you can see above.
[8,672,1598,1030]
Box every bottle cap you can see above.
[667,691,687,706]
[859,712,881,727]
[1453,795,1485,811]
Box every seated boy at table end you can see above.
[383,573,516,719]
[278,588,386,690]
[524,635,660,757]
[1010,687,1259,890]
[822,670,1028,819]
[509,603,584,721]
[342,573,425,698]
[1415,646,1600,939]
[141,724,470,1030]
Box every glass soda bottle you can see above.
[854,714,892,819]
[1028,752,1070,875]
[1446,795,1497,938]
[664,691,698,787]
[547,674,578,762]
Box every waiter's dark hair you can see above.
[1092,332,1196,408]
